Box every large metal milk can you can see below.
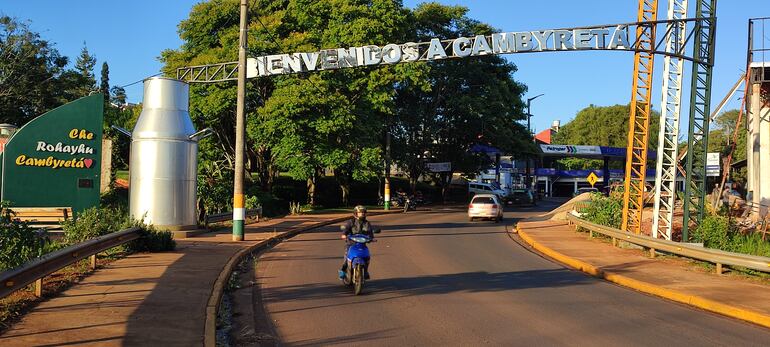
[129,77,208,231]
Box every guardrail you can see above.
[0,227,142,299]
[204,208,261,227]
[565,213,770,274]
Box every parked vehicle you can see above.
[468,194,504,222]
[469,182,508,201]
[509,189,535,206]
[341,231,378,295]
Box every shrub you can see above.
[125,223,175,253]
[61,207,129,244]
[695,215,732,249]
[695,215,770,257]
[100,187,129,210]
[581,192,623,229]
[0,203,53,271]
[62,207,174,253]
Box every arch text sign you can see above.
[246,25,631,77]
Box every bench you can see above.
[9,207,73,230]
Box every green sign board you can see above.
[1,95,103,214]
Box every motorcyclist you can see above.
[339,205,375,280]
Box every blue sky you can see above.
[3,0,769,134]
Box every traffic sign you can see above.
[587,172,599,187]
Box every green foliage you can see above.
[707,109,747,187]
[695,215,770,257]
[0,16,80,124]
[695,215,732,249]
[553,104,660,169]
[125,223,176,253]
[62,207,175,253]
[162,0,530,207]
[61,207,127,244]
[100,62,110,106]
[100,187,129,210]
[581,193,623,229]
[197,156,233,221]
[245,195,260,210]
[110,86,127,106]
[74,43,97,96]
[0,203,52,270]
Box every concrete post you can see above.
[749,83,761,218]
[100,139,112,193]
[760,102,770,218]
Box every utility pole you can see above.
[525,94,544,188]
[232,0,248,241]
[384,125,391,210]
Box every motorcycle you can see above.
[402,196,416,212]
[341,230,379,295]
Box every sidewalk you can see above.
[517,219,770,328]
[0,213,350,346]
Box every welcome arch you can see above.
[176,0,717,242]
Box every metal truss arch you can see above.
[622,0,659,235]
[652,0,689,240]
[682,0,717,241]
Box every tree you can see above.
[708,109,747,186]
[110,86,127,106]
[0,16,71,125]
[74,43,97,97]
[100,62,109,105]
[552,104,660,169]
[161,0,530,207]
[163,0,417,206]
[392,3,531,198]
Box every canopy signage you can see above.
[247,25,630,77]
[540,144,602,155]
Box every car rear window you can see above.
[472,197,495,204]
[513,191,528,197]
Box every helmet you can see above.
[353,205,367,220]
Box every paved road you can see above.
[254,202,770,346]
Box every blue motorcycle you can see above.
[342,232,378,295]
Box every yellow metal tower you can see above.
[621,0,659,234]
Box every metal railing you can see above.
[566,214,770,274]
[0,227,142,299]
[204,208,261,226]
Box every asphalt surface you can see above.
[254,202,770,346]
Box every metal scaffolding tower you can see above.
[652,0,688,240]
[681,0,717,241]
[622,0,659,234]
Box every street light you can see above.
[525,93,544,188]
[526,93,545,135]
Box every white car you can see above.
[468,194,504,222]
[468,182,508,201]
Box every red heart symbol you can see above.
[84,159,93,168]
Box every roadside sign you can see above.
[587,172,599,187]
[706,152,720,177]
[426,162,451,172]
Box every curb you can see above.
[514,224,770,329]
[203,210,401,346]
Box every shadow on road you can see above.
[290,327,401,346]
[261,268,592,304]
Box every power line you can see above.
[117,72,163,89]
